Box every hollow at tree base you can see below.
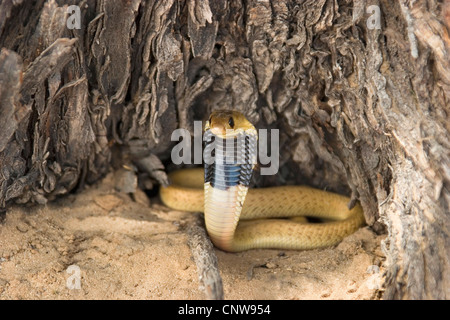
[0,173,385,299]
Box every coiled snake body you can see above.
[160,110,365,252]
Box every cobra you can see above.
[159,110,366,252]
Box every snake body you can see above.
[160,110,366,252]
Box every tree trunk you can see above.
[0,0,448,299]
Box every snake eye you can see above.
[228,117,234,128]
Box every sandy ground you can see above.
[0,173,386,300]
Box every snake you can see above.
[159,110,366,252]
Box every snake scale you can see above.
[160,110,366,252]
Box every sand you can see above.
[0,173,385,299]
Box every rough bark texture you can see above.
[187,213,224,300]
[0,0,449,299]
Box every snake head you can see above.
[205,110,257,138]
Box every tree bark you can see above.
[0,0,448,299]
